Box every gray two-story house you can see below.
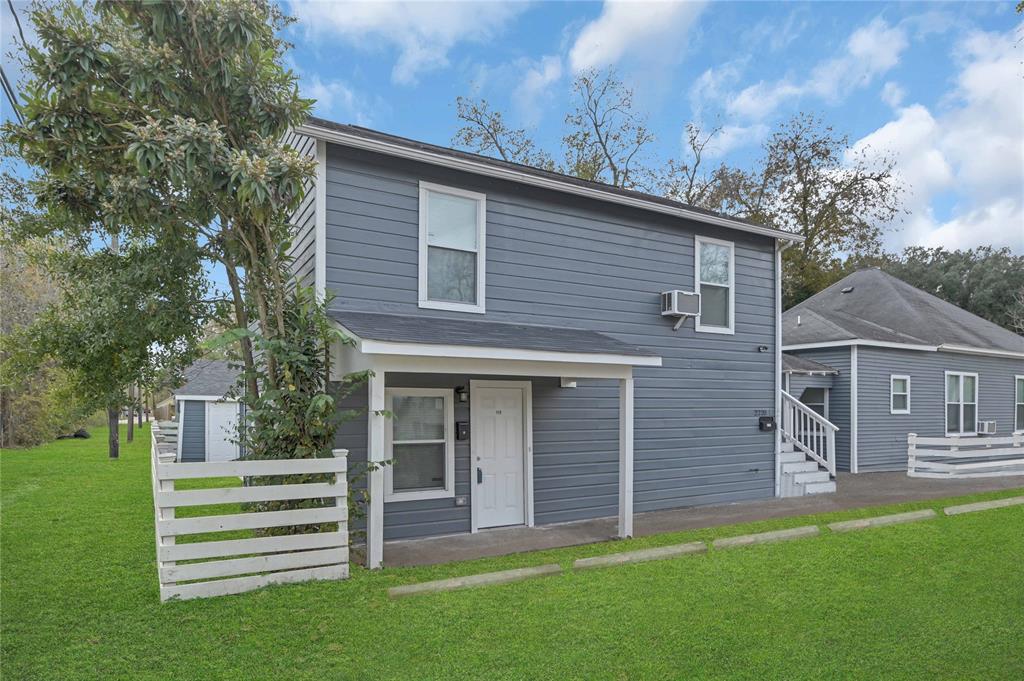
[287,119,807,568]
[783,269,1024,473]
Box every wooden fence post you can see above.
[907,433,917,476]
[333,448,350,579]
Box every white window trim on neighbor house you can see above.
[945,371,979,436]
[1015,375,1024,434]
[694,235,735,335]
[417,181,487,314]
[890,374,911,414]
[383,387,456,502]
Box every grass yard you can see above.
[2,426,1023,680]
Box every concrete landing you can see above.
[384,471,1024,567]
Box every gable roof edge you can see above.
[296,121,803,244]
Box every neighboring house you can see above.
[172,359,241,463]
[287,118,806,568]
[783,269,1024,473]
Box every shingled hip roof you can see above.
[782,269,1024,356]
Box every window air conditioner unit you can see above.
[977,420,997,435]
[661,290,700,317]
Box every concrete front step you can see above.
[781,461,819,474]
[793,470,829,484]
[804,480,836,495]
[779,451,805,464]
[780,441,796,453]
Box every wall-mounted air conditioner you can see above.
[977,420,997,435]
[661,290,700,331]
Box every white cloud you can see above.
[303,75,381,126]
[725,18,909,121]
[513,55,563,126]
[688,59,746,119]
[290,1,528,84]
[706,123,769,158]
[880,81,905,109]
[851,23,1024,252]
[568,0,706,72]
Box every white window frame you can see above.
[890,374,911,414]
[694,235,735,335]
[1015,375,1024,434]
[799,387,829,420]
[944,371,979,436]
[417,181,486,314]
[384,387,456,502]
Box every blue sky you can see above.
[283,0,1023,253]
[3,1,1022,255]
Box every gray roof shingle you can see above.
[328,310,658,358]
[175,359,239,398]
[783,269,1024,354]
[782,353,839,375]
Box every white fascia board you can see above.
[358,338,663,367]
[937,344,1024,360]
[296,122,803,244]
[174,395,237,403]
[782,340,938,352]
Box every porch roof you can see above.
[782,353,838,376]
[328,309,661,367]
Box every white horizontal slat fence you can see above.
[907,432,1024,479]
[150,422,349,601]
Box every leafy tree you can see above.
[452,97,554,169]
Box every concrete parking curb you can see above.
[944,496,1024,516]
[828,509,936,533]
[388,563,562,598]
[573,542,707,571]
[712,525,819,550]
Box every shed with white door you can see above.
[172,359,242,463]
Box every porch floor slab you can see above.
[383,471,1024,567]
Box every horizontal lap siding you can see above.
[285,132,317,289]
[179,400,206,462]
[789,348,851,470]
[327,145,778,539]
[856,347,1023,471]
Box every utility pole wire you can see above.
[7,0,26,47]
[3,0,26,123]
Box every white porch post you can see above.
[618,376,634,539]
[367,369,386,569]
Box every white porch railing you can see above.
[150,423,349,602]
[908,432,1024,478]
[780,390,838,477]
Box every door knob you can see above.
[477,467,483,484]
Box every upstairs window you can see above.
[695,236,735,334]
[418,182,486,313]
[890,375,910,414]
[945,372,978,435]
[1015,376,1024,433]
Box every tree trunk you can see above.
[107,406,120,459]
[126,387,134,443]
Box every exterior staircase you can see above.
[779,439,835,497]
[779,390,839,498]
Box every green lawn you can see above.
[2,426,1023,680]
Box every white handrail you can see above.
[780,390,838,477]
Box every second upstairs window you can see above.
[695,236,735,334]
[418,182,486,313]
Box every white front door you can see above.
[473,385,527,529]
[206,401,239,462]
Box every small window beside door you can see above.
[799,388,828,418]
[694,236,735,334]
[418,182,486,314]
[945,372,978,436]
[1015,375,1024,433]
[890,375,910,414]
[384,388,455,502]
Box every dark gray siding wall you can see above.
[327,144,779,539]
[179,400,206,462]
[788,348,852,470]
[285,131,317,289]
[856,347,1024,471]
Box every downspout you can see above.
[774,238,796,497]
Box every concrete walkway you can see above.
[384,472,1024,567]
